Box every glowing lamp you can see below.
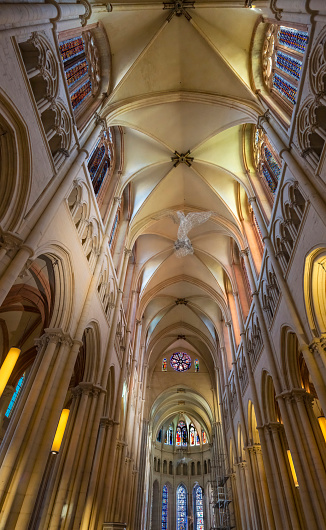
[318,416,326,443]
[51,409,70,454]
[287,450,299,487]
[0,348,21,398]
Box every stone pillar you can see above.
[0,329,82,529]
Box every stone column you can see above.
[249,197,326,414]
[0,329,82,529]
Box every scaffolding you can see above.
[208,453,235,530]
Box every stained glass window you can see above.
[196,432,200,445]
[177,484,187,530]
[177,421,187,447]
[194,485,204,530]
[202,431,207,444]
[162,358,167,371]
[157,429,162,442]
[272,74,297,105]
[109,212,119,248]
[59,37,85,63]
[89,145,106,181]
[162,485,168,530]
[65,59,88,87]
[165,425,173,445]
[93,159,109,195]
[170,352,191,372]
[5,374,25,418]
[190,424,196,446]
[278,27,309,53]
[254,128,281,196]
[176,426,182,446]
[275,51,302,80]
[194,359,199,372]
[71,79,92,110]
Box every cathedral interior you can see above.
[0,0,326,529]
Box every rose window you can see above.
[170,352,191,372]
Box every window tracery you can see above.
[254,128,282,198]
[262,25,308,111]
[194,485,204,530]
[162,485,168,530]
[165,425,173,445]
[177,484,187,530]
[170,352,191,372]
[59,31,100,116]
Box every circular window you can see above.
[170,352,191,372]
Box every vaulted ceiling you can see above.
[92,1,265,411]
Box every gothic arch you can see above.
[304,246,326,337]
[0,90,31,232]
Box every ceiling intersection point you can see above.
[171,150,194,167]
[163,0,194,21]
[177,334,186,339]
[175,298,188,305]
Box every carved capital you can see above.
[257,110,270,132]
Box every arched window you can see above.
[189,424,198,446]
[157,428,162,443]
[262,25,308,111]
[162,485,168,530]
[5,374,25,418]
[162,358,167,371]
[196,431,200,446]
[177,421,188,446]
[177,484,187,530]
[201,430,207,444]
[59,31,100,116]
[254,128,282,198]
[176,425,182,446]
[193,485,204,530]
[194,359,199,372]
[87,129,114,202]
[164,425,173,445]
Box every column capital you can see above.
[124,247,132,257]
[113,196,122,205]
[248,196,257,205]
[240,247,250,258]
[257,110,270,132]
[94,112,107,130]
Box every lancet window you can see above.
[190,424,200,446]
[162,485,168,530]
[262,25,308,111]
[194,485,204,530]
[194,359,199,372]
[254,128,282,198]
[5,374,25,418]
[165,425,173,445]
[157,429,162,443]
[201,430,207,444]
[177,484,187,530]
[87,129,114,201]
[59,31,100,115]
[162,358,167,371]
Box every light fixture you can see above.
[51,409,70,454]
[318,416,326,443]
[0,347,21,398]
[287,450,299,487]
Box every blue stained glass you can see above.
[165,425,173,445]
[170,352,191,372]
[177,485,187,530]
[109,213,119,248]
[162,485,168,529]
[262,163,277,194]
[278,27,308,53]
[93,159,109,195]
[264,146,281,178]
[276,51,302,80]
[194,486,204,530]
[71,79,92,110]
[273,74,297,104]
[65,59,88,87]
[88,145,105,180]
[5,375,25,418]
